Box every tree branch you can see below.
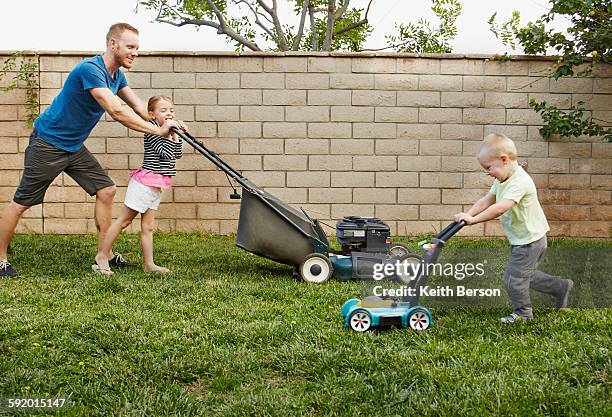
[292,0,310,50]
[334,19,365,36]
[333,0,350,21]
[156,0,188,23]
[235,0,273,25]
[509,75,547,91]
[592,117,612,125]
[155,1,222,31]
[360,39,414,52]
[257,0,289,51]
[235,0,276,41]
[308,1,319,51]
[271,0,289,51]
[155,2,165,21]
[365,0,374,16]
[204,0,261,51]
[334,0,373,37]
[323,0,335,51]
[156,17,220,30]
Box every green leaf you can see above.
[386,0,462,53]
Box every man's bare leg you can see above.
[95,205,138,276]
[0,201,30,261]
[94,185,117,259]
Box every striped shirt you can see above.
[141,120,183,176]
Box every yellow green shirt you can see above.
[489,166,549,245]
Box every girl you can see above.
[94,95,186,275]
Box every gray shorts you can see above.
[13,131,114,207]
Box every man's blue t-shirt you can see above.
[34,55,127,152]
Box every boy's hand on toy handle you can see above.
[454,213,475,225]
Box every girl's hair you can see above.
[479,133,518,160]
[147,95,174,112]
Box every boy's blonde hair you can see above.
[147,95,173,112]
[479,133,517,160]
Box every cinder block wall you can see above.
[1,52,611,237]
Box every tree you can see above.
[489,0,612,141]
[136,0,373,52]
[384,0,462,53]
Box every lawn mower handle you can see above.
[171,127,251,190]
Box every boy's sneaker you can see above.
[0,260,19,277]
[500,313,532,324]
[556,279,574,310]
[109,252,135,268]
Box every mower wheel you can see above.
[408,308,431,332]
[388,243,412,257]
[299,253,333,284]
[349,310,372,332]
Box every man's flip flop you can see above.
[91,263,113,276]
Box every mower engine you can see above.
[325,216,416,282]
[297,216,414,283]
[336,216,390,255]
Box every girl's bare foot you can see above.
[144,264,171,273]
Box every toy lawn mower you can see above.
[342,221,465,332]
[172,129,412,283]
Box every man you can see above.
[0,23,182,277]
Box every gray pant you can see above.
[504,236,564,318]
[13,131,114,207]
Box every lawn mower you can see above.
[342,221,465,332]
[172,129,413,283]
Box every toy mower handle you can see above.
[435,221,465,242]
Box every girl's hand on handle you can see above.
[176,120,189,133]
[158,119,180,137]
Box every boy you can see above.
[454,133,573,323]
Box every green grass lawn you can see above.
[0,233,610,416]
